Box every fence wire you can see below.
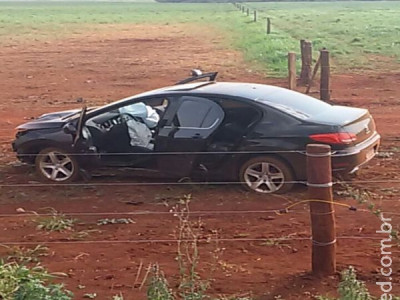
[0,235,387,246]
[0,179,399,188]
[0,146,398,157]
[0,208,398,219]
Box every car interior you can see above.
[84,98,169,166]
[81,96,261,170]
[207,99,261,150]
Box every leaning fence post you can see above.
[300,40,312,85]
[266,18,271,34]
[253,10,257,22]
[305,55,321,94]
[288,52,296,90]
[307,144,337,276]
[320,49,330,101]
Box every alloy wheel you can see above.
[243,161,285,193]
[38,151,75,182]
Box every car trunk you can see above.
[340,111,376,144]
[308,105,376,146]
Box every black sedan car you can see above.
[12,71,380,193]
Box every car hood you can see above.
[16,109,81,130]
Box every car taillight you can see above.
[309,132,357,145]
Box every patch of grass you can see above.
[5,245,48,264]
[260,237,292,250]
[0,260,73,300]
[316,266,371,300]
[35,209,76,232]
[70,229,102,240]
[317,266,400,300]
[337,267,371,300]
[390,227,400,248]
[335,183,382,217]
[215,12,298,76]
[147,264,174,300]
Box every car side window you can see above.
[174,96,224,129]
[207,98,262,144]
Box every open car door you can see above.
[154,96,224,177]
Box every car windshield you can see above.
[256,88,331,119]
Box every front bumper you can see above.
[13,141,36,164]
[331,132,380,174]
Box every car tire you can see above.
[239,156,294,194]
[35,147,80,183]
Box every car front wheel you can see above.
[239,156,294,194]
[35,147,80,183]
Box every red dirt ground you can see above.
[0,24,399,299]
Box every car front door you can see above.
[155,95,224,177]
[63,106,100,168]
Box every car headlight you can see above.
[16,129,29,139]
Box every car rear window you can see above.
[256,88,331,120]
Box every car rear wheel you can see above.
[35,147,80,183]
[239,156,294,194]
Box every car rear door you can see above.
[155,95,224,177]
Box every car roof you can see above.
[153,82,334,121]
[90,81,330,120]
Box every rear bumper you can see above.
[331,132,380,174]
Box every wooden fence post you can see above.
[300,40,312,85]
[305,55,321,94]
[242,6,245,13]
[288,52,296,90]
[247,8,249,16]
[307,144,336,276]
[266,18,271,34]
[254,10,257,22]
[320,49,330,101]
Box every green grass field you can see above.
[0,1,399,76]
[246,1,400,72]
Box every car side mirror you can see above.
[63,123,77,135]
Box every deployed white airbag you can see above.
[125,119,152,148]
[119,102,159,128]
[118,102,160,148]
